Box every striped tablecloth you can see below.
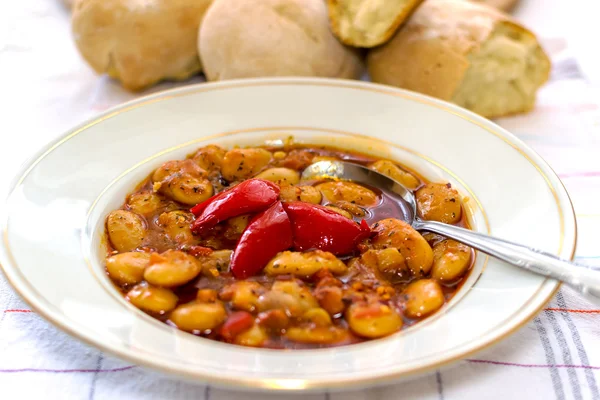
[1,1,599,399]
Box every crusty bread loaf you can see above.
[72,0,213,91]
[199,0,364,81]
[326,0,424,48]
[367,0,550,118]
[471,0,519,12]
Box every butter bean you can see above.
[316,181,378,206]
[219,281,265,312]
[152,160,205,183]
[127,192,167,215]
[346,302,402,338]
[158,211,195,245]
[221,148,272,181]
[191,145,226,171]
[257,280,318,317]
[264,250,348,277]
[302,308,332,327]
[279,185,322,204]
[169,301,227,332]
[403,279,445,319]
[106,252,151,285]
[369,160,420,189]
[152,160,213,205]
[285,326,347,344]
[416,183,462,224]
[163,176,213,205]
[371,218,433,276]
[360,248,408,278]
[432,240,472,282]
[234,324,268,347]
[107,210,146,252]
[127,283,178,314]
[254,167,300,186]
[325,205,353,219]
[144,250,202,287]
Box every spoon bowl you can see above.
[302,160,600,302]
[302,160,416,223]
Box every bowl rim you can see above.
[0,77,577,391]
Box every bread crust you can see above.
[474,0,520,12]
[327,0,424,48]
[72,0,213,91]
[367,0,550,118]
[199,0,364,81]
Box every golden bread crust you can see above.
[327,0,424,48]
[72,0,213,91]
[367,0,550,118]
[199,0,364,81]
[473,0,520,12]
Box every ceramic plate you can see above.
[0,78,576,392]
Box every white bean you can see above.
[264,250,348,277]
[416,183,462,224]
[316,181,378,206]
[371,218,433,276]
[144,250,202,287]
[403,279,445,318]
[106,210,146,252]
[169,301,226,332]
[221,148,272,181]
[106,252,151,285]
[127,282,178,314]
[369,160,420,189]
[431,240,472,282]
[254,167,300,186]
[346,302,403,338]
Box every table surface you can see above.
[1,1,600,399]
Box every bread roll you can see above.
[72,0,213,91]
[199,0,364,81]
[471,0,519,12]
[367,0,550,118]
[326,0,424,48]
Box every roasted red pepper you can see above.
[185,245,213,257]
[191,179,279,234]
[230,201,292,279]
[219,311,255,341]
[282,202,371,255]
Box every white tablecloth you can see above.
[1,1,600,399]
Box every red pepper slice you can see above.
[282,202,371,255]
[219,311,255,341]
[229,201,292,279]
[191,179,280,234]
[185,245,213,257]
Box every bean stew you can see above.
[104,141,474,349]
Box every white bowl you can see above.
[0,78,576,392]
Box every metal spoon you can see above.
[302,160,600,301]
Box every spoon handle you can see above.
[415,220,600,301]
